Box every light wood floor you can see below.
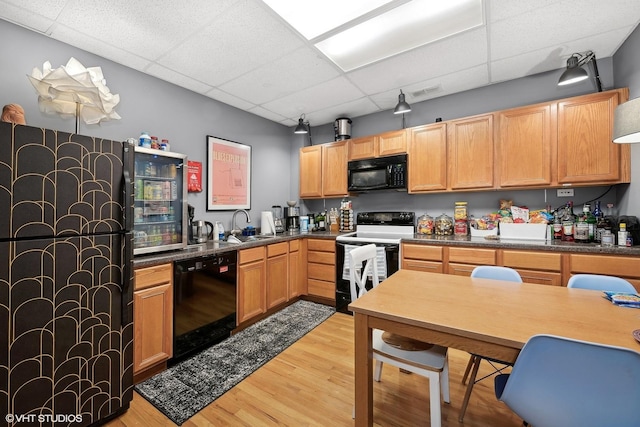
[107,312,524,426]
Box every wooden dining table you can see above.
[348,269,640,426]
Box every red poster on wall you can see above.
[206,136,251,210]
[187,160,202,192]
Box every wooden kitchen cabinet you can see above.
[349,129,406,160]
[237,246,266,324]
[300,141,348,199]
[288,239,306,298]
[401,243,443,273]
[407,123,447,192]
[447,247,497,276]
[266,242,289,309]
[306,238,336,300]
[497,103,555,188]
[568,253,640,291]
[502,250,562,286]
[133,263,173,376]
[448,114,494,190]
[557,89,630,185]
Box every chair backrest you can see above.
[567,274,637,293]
[498,334,640,427]
[470,266,522,283]
[348,244,379,302]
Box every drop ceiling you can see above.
[1,0,639,127]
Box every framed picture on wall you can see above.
[206,135,251,210]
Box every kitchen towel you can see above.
[342,244,387,281]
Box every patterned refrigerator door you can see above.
[0,122,128,240]
[0,234,133,426]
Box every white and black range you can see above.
[335,211,415,313]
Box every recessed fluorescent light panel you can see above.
[262,0,395,40]
[263,0,483,72]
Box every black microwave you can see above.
[347,154,407,192]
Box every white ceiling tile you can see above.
[50,24,152,71]
[145,63,214,94]
[0,1,56,33]
[219,47,340,105]
[347,27,488,94]
[205,88,256,111]
[488,0,562,23]
[490,0,640,60]
[262,76,365,119]
[0,0,67,20]
[159,0,304,86]
[54,1,239,61]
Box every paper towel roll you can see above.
[261,211,276,235]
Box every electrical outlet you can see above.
[557,188,574,197]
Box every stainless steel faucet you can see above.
[231,209,251,236]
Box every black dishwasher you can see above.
[172,252,237,364]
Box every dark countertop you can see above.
[134,231,640,268]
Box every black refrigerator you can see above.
[0,122,134,426]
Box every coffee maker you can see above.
[272,205,285,233]
[285,206,300,231]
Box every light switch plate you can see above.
[557,189,574,197]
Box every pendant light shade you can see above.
[294,114,308,134]
[393,90,411,114]
[557,51,602,92]
[613,97,640,143]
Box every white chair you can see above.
[567,274,637,293]
[348,244,450,427]
[459,266,523,422]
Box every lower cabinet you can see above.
[289,239,307,298]
[238,246,266,324]
[401,244,565,287]
[133,263,173,376]
[267,242,289,309]
[502,250,562,286]
[568,253,640,291]
[447,247,497,276]
[307,239,336,300]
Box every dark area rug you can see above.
[134,300,335,425]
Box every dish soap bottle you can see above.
[217,222,225,241]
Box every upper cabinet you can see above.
[557,89,630,185]
[349,129,406,160]
[448,114,494,190]
[497,103,555,188]
[300,141,348,199]
[304,88,631,197]
[408,123,447,192]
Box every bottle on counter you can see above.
[618,222,628,247]
[317,210,326,231]
[552,210,562,240]
[593,201,603,243]
[213,222,220,241]
[561,201,576,242]
[217,222,225,241]
[574,203,594,243]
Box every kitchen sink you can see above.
[225,234,278,244]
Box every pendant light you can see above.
[613,97,640,143]
[393,90,411,114]
[293,114,313,145]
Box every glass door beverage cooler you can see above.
[134,146,188,255]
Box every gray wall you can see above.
[2,18,637,227]
[613,25,640,216]
[0,20,292,231]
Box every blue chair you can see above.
[495,334,640,427]
[459,266,523,422]
[567,274,637,293]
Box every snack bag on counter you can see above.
[511,206,529,223]
[498,199,513,219]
